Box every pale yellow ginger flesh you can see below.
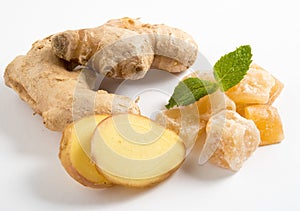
[201,110,260,171]
[91,114,186,188]
[59,115,112,188]
[4,38,139,131]
[51,17,198,80]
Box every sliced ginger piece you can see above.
[199,110,260,171]
[244,105,284,146]
[59,115,112,188]
[91,114,186,188]
[226,64,275,104]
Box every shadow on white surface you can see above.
[0,83,59,157]
[27,162,151,206]
[182,134,235,181]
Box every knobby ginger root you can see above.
[51,17,198,80]
[4,37,139,131]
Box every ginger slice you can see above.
[59,115,112,188]
[91,114,186,188]
[199,110,260,171]
[244,105,284,146]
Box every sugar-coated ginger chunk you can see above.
[199,110,260,171]
[156,103,206,151]
[267,75,284,105]
[244,105,284,146]
[156,90,236,151]
[226,64,275,104]
[197,90,236,121]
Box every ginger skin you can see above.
[51,17,198,80]
[4,18,197,131]
[4,37,139,131]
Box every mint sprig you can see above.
[165,78,218,109]
[214,45,252,91]
[165,45,252,109]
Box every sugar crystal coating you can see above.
[244,105,284,146]
[156,103,205,151]
[200,110,260,171]
[226,64,275,104]
[267,75,284,105]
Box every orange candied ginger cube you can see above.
[227,64,284,120]
[267,75,284,105]
[244,105,284,146]
[226,64,275,104]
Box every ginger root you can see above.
[51,17,198,80]
[4,37,139,131]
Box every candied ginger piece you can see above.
[183,72,236,120]
[156,103,206,151]
[235,103,248,116]
[244,105,284,146]
[199,110,260,171]
[157,90,236,151]
[226,64,275,104]
[197,90,236,121]
[267,76,284,105]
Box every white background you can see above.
[0,0,299,210]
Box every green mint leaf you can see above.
[165,78,218,109]
[165,45,252,109]
[213,45,252,91]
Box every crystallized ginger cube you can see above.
[156,104,206,151]
[267,76,284,105]
[226,64,275,104]
[197,90,236,121]
[244,105,284,146]
[235,103,248,116]
[199,110,260,171]
[157,91,236,150]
